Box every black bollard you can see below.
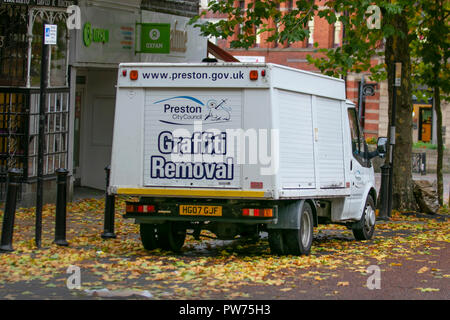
[378,164,390,220]
[421,153,426,175]
[101,165,116,239]
[0,168,22,252]
[54,168,69,246]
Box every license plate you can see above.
[179,205,222,217]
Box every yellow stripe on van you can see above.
[116,188,265,198]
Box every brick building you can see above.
[200,0,449,147]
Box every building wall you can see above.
[142,0,199,17]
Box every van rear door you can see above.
[143,88,243,189]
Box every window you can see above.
[333,17,342,47]
[0,4,28,86]
[255,27,261,47]
[30,15,68,88]
[348,108,370,167]
[287,0,294,11]
[308,18,314,47]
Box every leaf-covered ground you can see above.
[0,197,448,300]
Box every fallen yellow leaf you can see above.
[417,267,429,274]
[337,281,349,286]
[416,287,440,292]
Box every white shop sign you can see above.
[140,11,207,63]
[44,24,57,45]
[73,5,138,65]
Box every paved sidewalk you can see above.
[72,186,105,201]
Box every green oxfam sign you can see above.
[83,22,109,47]
[138,23,170,54]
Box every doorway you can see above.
[418,106,432,143]
[78,68,117,190]
[74,74,86,186]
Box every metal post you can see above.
[378,164,390,220]
[0,168,22,252]
[101,165,116,239]
[36,23,49,249]
[358,75,365,127]
[387,62,401,217]
[54,168,69,246]
[421,153,426,175]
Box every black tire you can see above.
[156,222,186,252]
[284,202,314,255]
[240,226,260,244]
[352,195,376,240]
[139,223,159,251]
[268,229,286,255]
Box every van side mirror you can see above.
[377,137,388,158]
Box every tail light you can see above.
[250,181,263,189]
[127,204,155,213]
[242,208,273,217]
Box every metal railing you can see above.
[0,86,69,200]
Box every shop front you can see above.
[70,0,140,190]
[0,0,207,204]
[71,0,207,191]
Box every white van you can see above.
[110,63,386,255]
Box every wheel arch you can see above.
[368,187,377,207]
[354,185,377,222]
[268,199,317,229]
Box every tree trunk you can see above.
[384,13,419,211]
[434,87,443,206]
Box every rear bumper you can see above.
[123,198,278,225]
[111,187,270,199]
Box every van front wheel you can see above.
[352,195,376,240]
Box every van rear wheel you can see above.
[156,222,186,253]
[284,202,314,255]
[268,229,286,255]
[139,223,159,251]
